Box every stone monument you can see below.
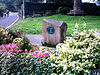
[42,19,67,46]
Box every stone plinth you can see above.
[42,19,67,46]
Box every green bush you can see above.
[0,27,13,45]
[0,52,54,75]
[8,30,32,51]
[18,35,32,51]
[50,27,100,74]
[45,10,55,16]
[0,27,22,45]
[12,34,32,51]
[8,29,21,39]
[56,7,71,15]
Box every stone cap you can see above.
[43,19,65,27]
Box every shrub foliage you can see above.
[0,27,22,45]
[50,29,100,74]
[0,27,13,45]
[0,52,55,75]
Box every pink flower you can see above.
[2,49,6,52]
[10,52,13,53]
[16,30,20,34]
[32,46,37,50]
[34,53,38,58]
[22,53,25,55]
[31,53,33,56]
[25,49,28,51]
[27,53,30,55]
[19,50,23,52]
[14,50,18,52]
[39,55,43,58]
[44,54,48,57]
[0,43,52,58]
[29,51,31,53]
[17,51,20,52]
[44,51,50,54]
[20,32,24,35]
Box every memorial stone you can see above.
[42,19,67,46]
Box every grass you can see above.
[9,14,100,36]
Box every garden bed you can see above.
[0,22,100,74]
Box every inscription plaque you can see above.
[47,26,55,34]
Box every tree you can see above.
[74,0,82,14]
[14,0,22,11]
[68,0,84,16]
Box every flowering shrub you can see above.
[0,43,52,58]
[0,43,23,54]
[0,43,54,74]
[50,29,100,74]
[0,27,55,74]
[27,47,53,58]
[11,30,32,51]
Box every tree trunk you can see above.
[68,0,85,16]
[74,0,82,15]
[74,0,81,11]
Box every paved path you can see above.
[0,12,19,28]
[26,34,42,46]
[26,34,70,50]
[26,34,56,49]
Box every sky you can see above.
[82,0,95,3]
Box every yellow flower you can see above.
[51,73,57,75]
[75,23,79,29]
[13,38,22,43]
[84,70,89,73]
[50,54,55,60]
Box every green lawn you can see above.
[9,14,100,36]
